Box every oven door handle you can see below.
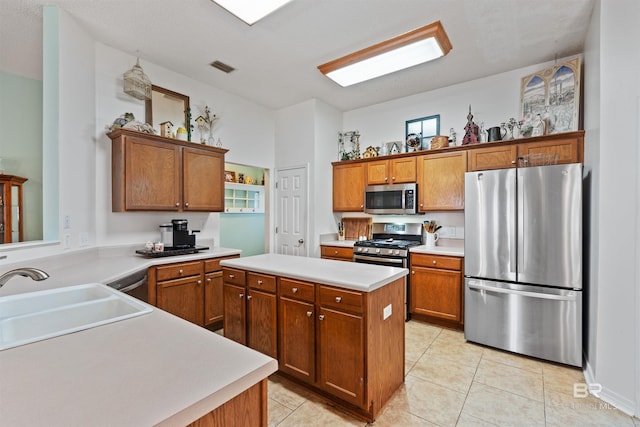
[353,254,405,264]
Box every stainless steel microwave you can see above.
[364,183,419,215]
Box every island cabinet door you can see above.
[278,296,316,383]
[318,306,365,408]
[247,289,277,359]
[223,283,247,345]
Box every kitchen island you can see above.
[220,253,408,422]
[0,244,278,426]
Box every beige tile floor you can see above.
[266,320,640,427]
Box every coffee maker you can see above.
[168,219,196,249]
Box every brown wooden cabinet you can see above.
[467,131,584,171]
[410,253,464,329]
[365,157,416,185]
[222,269,278,359]
[332,162,365,212]
[187,379,268,427]
[148,255,238,328]
[320,245,353,261]
[417,151,467,211]
[278,278,316,383]
[0,175,27,244]
[221,264,405,422]
[109,128,227,212]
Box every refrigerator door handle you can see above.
[517,171,525,274]
[467,281,577,302]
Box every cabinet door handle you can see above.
[306,311,313,317]
[335,296,342,303]
[197,280,202,285]
[319,314,325,320]
[239,293,244,298]
[247,295,252,300]
[175,202,180,207]
[207,278,212,283]
[411,270,415,275]
[257,280,263,285]
[391,176,396,181]
[360,204,364,208]
[384,177,389,181]
[292,287,298,293]
[229,274,235,279]
[185,202,190,207]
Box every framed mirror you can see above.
[145,85,190,134]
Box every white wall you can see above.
[588,0,640,416]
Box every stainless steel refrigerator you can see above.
[464,163,582,367]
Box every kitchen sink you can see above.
[0,283,152,351]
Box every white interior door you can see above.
[275,165,308,256]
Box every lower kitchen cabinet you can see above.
[149,255,239,328]
[222,268,278,359]
[318,306,365,407]
[410,253,464,329]
[222,264,405,421]
[320,245,353,261]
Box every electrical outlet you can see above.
[383,304,392,320]
[79,232,89,247]
[63,234,72,249]
[63,215,71,229]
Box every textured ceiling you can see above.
[1,0,595,111]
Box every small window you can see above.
[405,114,440,150]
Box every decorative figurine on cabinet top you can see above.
[160,121,174,138]
[462,105,479,145]
[363,146,379,158]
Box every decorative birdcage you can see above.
[123,58,152,100]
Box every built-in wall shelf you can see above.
[224,183,265,213]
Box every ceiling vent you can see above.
[210,60,235,74]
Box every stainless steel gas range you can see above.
[353,222,423,320]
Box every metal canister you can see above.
[159,223,173,248]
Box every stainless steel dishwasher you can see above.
[106,269,148,302]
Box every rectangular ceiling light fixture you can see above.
[211,0,293,25]
[318,21,452,87]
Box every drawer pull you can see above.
[319,314,325,320]
[257,280,263,285]
[229,274,235,279]
[306,311,313,317]
[334,250,338,255]
[197,280,202,285]
[292,287,298,293]
[247,295,252,300]
[335,296,342,303]
[178,269,183,275]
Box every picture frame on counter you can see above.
[224,170,236,182]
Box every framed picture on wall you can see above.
[224,171,236,182]
[520,55,582,136]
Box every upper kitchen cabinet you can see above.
[109,129,228,212]
[0,175,27,243]
[366,157,416,185]
[468,131,584,171]
[332,162,365,212]
[417,151,467,211]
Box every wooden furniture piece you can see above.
[222,268,278,358]
[320,245,353,262]
[109,128,228,212]
[332,131,584,212]
[416,151,467,211]
[0,175,27,244]
[187,379,268,427]
[332,162,365,212]
[365,157,416,185]
[221,262,405,422]
[410,253,464,330]
[147,255,239,327]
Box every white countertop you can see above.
[410,244,464,257]
[221,253,408,292]
[320,240,357,248]
[0,244,242,297]
[0,244,278,426]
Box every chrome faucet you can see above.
[0,268,50,288]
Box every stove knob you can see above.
[376,248,381,253]
[364,248,369,253]
[394,250,400,255]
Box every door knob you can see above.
[298,239,304,244]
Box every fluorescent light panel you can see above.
[318,21,452,87]
[212,0,293,25]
